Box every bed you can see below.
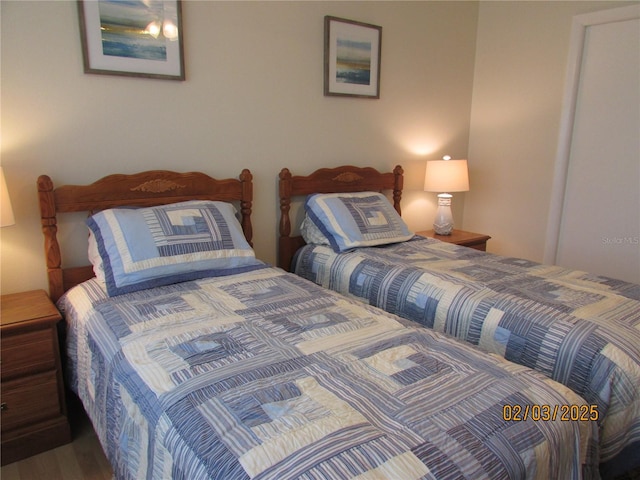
[279,165,640,478]
[38,169,601,479]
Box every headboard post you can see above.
[239,169,254,246]
[393,165,404,215]
[37,175,65,302]
[278,168,292,239]
[278,168,294,270]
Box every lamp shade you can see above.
[1,167,15,227]
[424,159,469,193]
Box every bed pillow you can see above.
[300,215,331,245]
[87,200,263,296]
[304,192,414,252]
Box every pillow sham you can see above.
[87,200,263,296]
[304,192,414,252]
[88,230,106,283]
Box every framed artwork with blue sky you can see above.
[78,0,184,80]
[324,16,382,98]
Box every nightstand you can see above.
[418,229,491,251]
[1,289,71,465]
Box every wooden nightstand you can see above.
[418,229,491,251]
[0,289,71,465]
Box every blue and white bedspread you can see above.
[293,237,640,475]
[59,267,598,480]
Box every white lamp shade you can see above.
[424,159,470,193]
[1,167,15,227]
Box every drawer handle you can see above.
[0,403,7,412]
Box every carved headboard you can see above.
[278,165,403,272]
[38,169,253,301]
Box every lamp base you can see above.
[433,194,453,235]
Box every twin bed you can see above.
[279,165,640,479]
[37,167,637,479]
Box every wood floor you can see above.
[1,399,113,480]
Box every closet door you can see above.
[546,6,639,283]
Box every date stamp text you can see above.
[503,404,599,422]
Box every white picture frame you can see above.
[78,0,185,81]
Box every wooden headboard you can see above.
[278,165,404,272]
[38,169,253,302]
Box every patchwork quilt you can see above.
[293,237,640,475]
[60,268,598,480]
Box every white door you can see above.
[546,5,640,284]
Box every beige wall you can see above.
[2,1,637,295]
[465,0,637,261]
[0,1,478,294]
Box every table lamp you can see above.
[424,157,469,235]
[0,167,15,227]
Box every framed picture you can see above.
[78,0,185,80]
[324,16,382,98]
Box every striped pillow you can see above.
[305,192,414,252]
[87,200,263,296]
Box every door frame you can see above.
[543,4,640,265]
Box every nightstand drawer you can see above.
[0,329,56,381]
[1,370,62,432]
